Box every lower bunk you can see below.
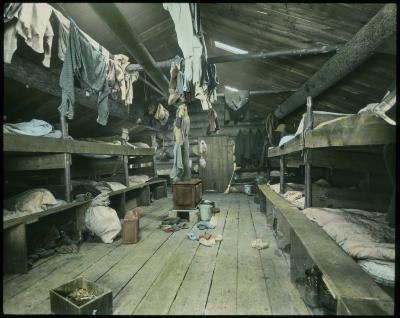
[258,184,394,315]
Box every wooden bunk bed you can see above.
[258,185,393,315]
[3,6,169,275]
[267,111,395,207]
[258,105,395,315]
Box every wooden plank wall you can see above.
[199,136,234,192]
[155,101,264,176]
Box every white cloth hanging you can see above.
[4,3,54,67]
[163,3,203,85]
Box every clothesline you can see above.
[4,3,143,126]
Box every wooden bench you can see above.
[3,180,166,274]
[258,184,394,315]
[3,202,88,274]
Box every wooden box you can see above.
[172,179,202,209]
[121,211,140,244]
[49,277,112,315]
[154,185,167,200]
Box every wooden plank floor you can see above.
[3,193,309,315]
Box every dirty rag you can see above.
[197,221,216,230]
[198,233,223,247]
[251,239,269,250]
[187,232,198,241]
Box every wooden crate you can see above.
[49,277,112,315]
[172,179,202,209]
[168,209,199,224]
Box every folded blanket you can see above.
[129,175,150,187]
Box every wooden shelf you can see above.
[3,201,86,230]
[3,179,167,230]
[4,134,155,156]
[267,114,395,158]
[305,114,395,148]
[268,134,303,157]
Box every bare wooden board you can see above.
[3,198,168,314]
[309,148,386,172]
[305,114,395,148]
[28,202,170,314]
[3,242,99,302]
[3,223,27,274]
[204,194,239,315]
[236,195,271,315]
[5,154,69,171]
[249,193,310,315]
[94,229,175,296]
[71,210,166,283]
[3,240,119,313]
[258,185,393,312]
[3,202,87,230]
[268,135,303,157]
[167,195,229,315]
[113,229,190,314]
[4,134,155,156]
[132,226,200,314]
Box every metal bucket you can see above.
[199,204,212,221]
[200,199,215,207]
[244,184,254,195]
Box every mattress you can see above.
[303,207,395,287]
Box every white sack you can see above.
[84,192,121,243]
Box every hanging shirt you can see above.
[53,8,110,62]
[4,3,54,68]
[207,109,220,135]
[235,130,245,167]
[58,20,109,124]
[113,54,139,106]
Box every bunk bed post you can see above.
[151,135,158,178]
[304,96,313,208]
[3,223,28,274]
[304,151,312,208]
[121,128,130,187]
[123,155,130,187]
[60,113,72,203]
[279,155,286,194]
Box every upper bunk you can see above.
[3,3,162,142]
[268,112,395,158]
[4,134,155,156]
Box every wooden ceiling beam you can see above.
[274,4,397,119]
[126,45,340,72]
[90,3,170,95]
[217,89,297,98]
